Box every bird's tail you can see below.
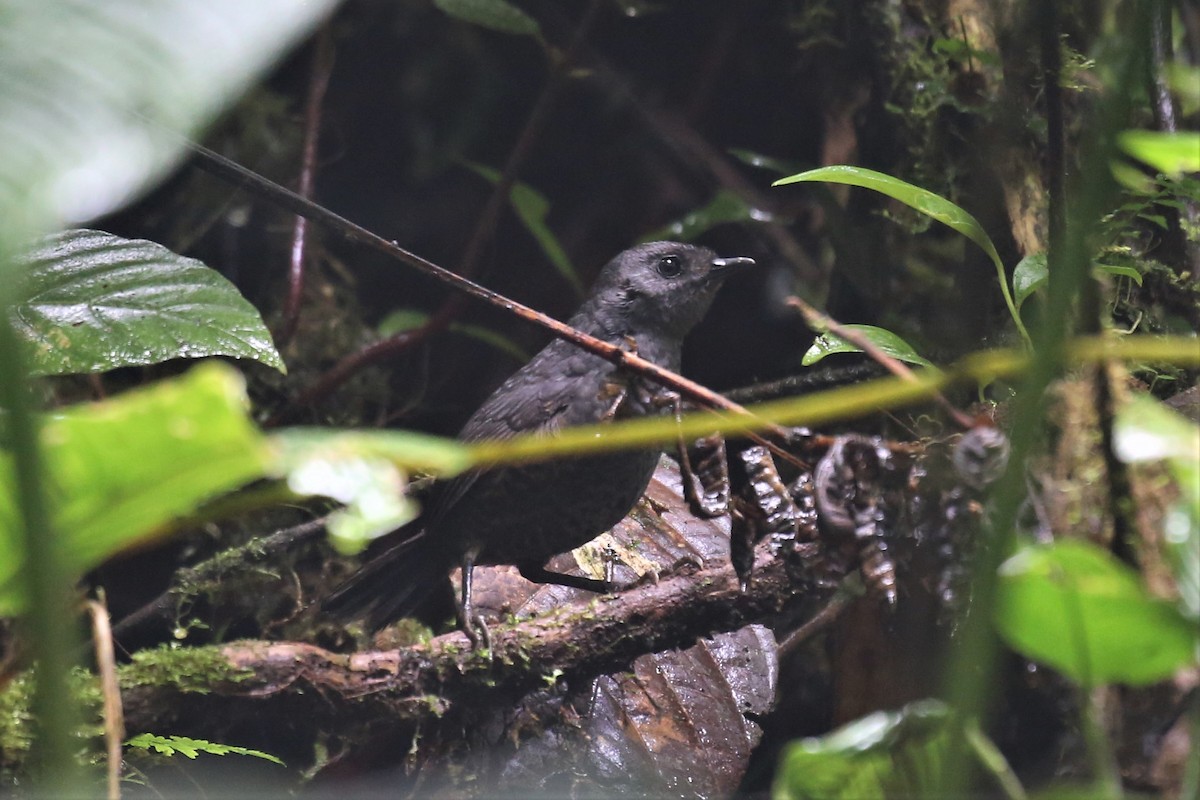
[322,530,452,632]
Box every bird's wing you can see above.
[429,343,607,521]
[460,342,604,441]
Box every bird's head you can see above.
[585,241,754,340]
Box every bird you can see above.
[323,241,754,641]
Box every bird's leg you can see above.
[456,546,491,650]
[597,380,629,422]
[518,561,614,593]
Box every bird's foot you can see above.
[456,550,492,654]
[456,608,492,653]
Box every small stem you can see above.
[964,717,1028,800]
[278,26,335,347]
[992,250,1033,349]
[86,599,124,800]
[1080,687,1123,800]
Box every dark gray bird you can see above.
[324,241,753,638]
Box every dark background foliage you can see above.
[104,0,1033,431]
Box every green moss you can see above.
[0,668,105,781]
[117,644,252,694]
[0,673,36,773]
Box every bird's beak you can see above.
[711,256,755,272]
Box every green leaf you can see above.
[465,163,583,296]
[1109,160,1159,194]
[773,165,1029,347]
[1118,131,1200,177]
[1114,397,1200,620]
[270,428,471,554]
[1113,395,1200,472]
[774,166,1001,266]
[433,0,541,37]
[1165,62,1200,117]
[126,733,284,766]
[1092,263,1143,285]
[1013,253,1048,310]
[773,700,966,800]
[12,229,284,375]
[995,540,1199,687]
[0,362,272,614]
[377,308,432,337]
[0,0,341,241]
[642,188,778,243]
[931,37,1000,66]
[802,324,934,368]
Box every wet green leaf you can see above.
[802,324,934,368]
[774,166,1002,267]
[12,229,284,375]
[996,540,1198,687]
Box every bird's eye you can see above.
[657,254,683,277]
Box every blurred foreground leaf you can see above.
[0,0,341,241]
[995,540,1198,687]
[0,362,270,614]
[1118,131,1200,177]
[1114,397,1200,620]
[773,699,1023,800]
[271,428,471,553]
